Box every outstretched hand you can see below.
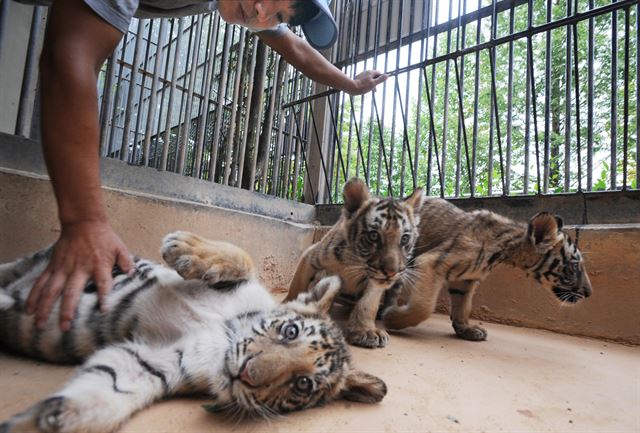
[348,70,389,96]
[26,221,134,331]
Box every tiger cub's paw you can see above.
[453,324,488,342]
[346,326,389,348]
[161,231,255,286]
[2,396,76,433]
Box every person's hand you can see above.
[348,70,389,96]
[26,221,134,331]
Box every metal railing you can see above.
[292,0,639,203]
[1,0,638,206]
[0,3,315,201]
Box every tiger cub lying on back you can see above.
[382,195,593,341]
[0,232,386,433]
[285,178,425,348]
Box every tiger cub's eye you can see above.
[400,234,411,246]
[294,376,313,395]
[367,231,379,242]
[282,323,299,340]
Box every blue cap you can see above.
[301,0,338,50]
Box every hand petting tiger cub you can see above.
[0,232,386,433]
[285,178,425,348]
[382,196,593,341]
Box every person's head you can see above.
[217,0,338,49]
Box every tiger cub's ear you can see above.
[403,187,425,213]
[292,276,341,314]
[343,178,370,215]
[527,212,563,252]
[340,370,387,403]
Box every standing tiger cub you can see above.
[382,196,593,341]
[0,232,386,433]
[285,178,425,348]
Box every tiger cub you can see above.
[285,178,425,349]
[382,197,593,341]
[0,232,386,433]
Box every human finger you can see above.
[59,271,89,331]
[35,271,67,329]
[95,267,114,314]
[117,247,135,275]
[26,268,53,315]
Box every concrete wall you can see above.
[0,134,317,291]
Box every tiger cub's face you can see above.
[525,212,593,304]
[219,277,386,417]
[341,178,424,285]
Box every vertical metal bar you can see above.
[237,37,258,188]
[153,18,174,168]
[177,15,203,174]
[108,33,129,159]
[621,6,630,190]
[132,21,153,164]
[15,7,44,137]
[454,0,466,197]
[572,0,583,192]
[470,0,481,197]
[194,14,219,179]
[120,20,144,162]
[99,55,117,156]
[587,0,594,190]
[610,7,618,190]
[523,2,531,194]
[247,44,269,192]
[506,4,515,194]
[543,0,551,193]
[271,61,291,196]
[563,1,572,192]
[413,0,429,193]
[223,29,246,186]
[143,19,167,168]
[172,17,196,172]
[636,2,639,190]
[422,66,444,198]
[439,0,453,197]
[208,23,232,183]
[526,2,542,196]
[489,0,506,195]
[427,0,440,194]
[161,18,184,171]
[259,54,279,193]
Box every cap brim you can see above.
[301,0,338,50]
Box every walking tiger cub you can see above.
[382,195,593,341]
[285,178,425,348]
[286,178,592,348]
[0,232,386,433]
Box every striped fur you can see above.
[0,232,385,433]
[382,197,593,341]
[285,178,425,348]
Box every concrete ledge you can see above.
[0,170,315,290]
[316,190,640,226]
[0,132,316,224]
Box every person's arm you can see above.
[25,0,134,331]
[257,28,387,96]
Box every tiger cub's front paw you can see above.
[346,326,389,348]
[161,231,255,286]
[453,324,488,341]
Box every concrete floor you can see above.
[1,314,638,433]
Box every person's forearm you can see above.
[40,56,106,225]
[260,31,357,93]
